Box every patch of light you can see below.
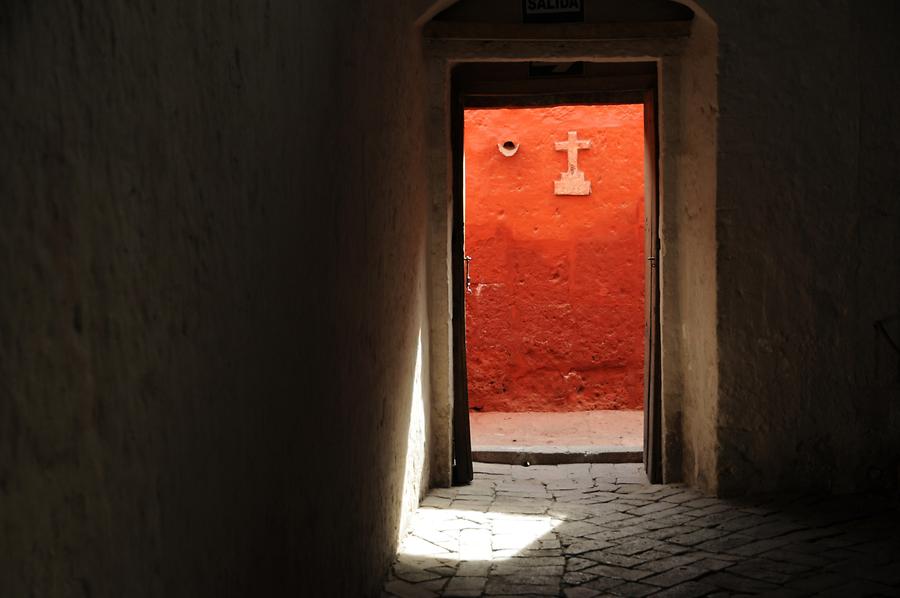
[399,329,426,540]
[399,508,562,562]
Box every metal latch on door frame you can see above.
[464,255,473,292]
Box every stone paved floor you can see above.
[383,463,900,597]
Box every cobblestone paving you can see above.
[383,463,900,597]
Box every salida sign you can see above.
[522,0,584,23]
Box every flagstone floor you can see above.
[383,463,900,598]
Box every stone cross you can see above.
[554,130,592,195]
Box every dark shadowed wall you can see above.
[0,1,430,596]
[706,0,900,494]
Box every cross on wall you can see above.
[553,130,592,195]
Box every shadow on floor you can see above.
[383,463,900,597]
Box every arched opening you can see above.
[421,0,718,492]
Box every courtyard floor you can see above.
[470,411,644,449]
[383,463,900,597]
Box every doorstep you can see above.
[471,445,642,465]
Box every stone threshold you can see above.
[471,445,642,465]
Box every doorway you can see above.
[465,102,646,455]
[450,63,661,485]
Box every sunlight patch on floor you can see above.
[398,507,563,561]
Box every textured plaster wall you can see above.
[656,6,720,491]
[704,0,900,494]
[464,106,646,412]
[0,1,430,596]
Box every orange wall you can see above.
[464,105,645,412]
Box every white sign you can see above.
[524,0,582,15]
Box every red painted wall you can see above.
[464,105,645,412]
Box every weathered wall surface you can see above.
[657,7,720,491]
[0,1,429,596]
[464,106,646,412]
[704,0,900,494]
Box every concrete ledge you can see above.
[472,445,643,465]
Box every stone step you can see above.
[472,445,643,465]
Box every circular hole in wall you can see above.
[498,140,519,157]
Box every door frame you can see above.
[642,87,662,483]
[449,64,662,484]
[423,12,719,491]
[450,75,474,485]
